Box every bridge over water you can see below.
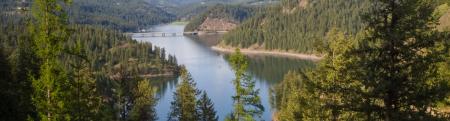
[127,32,198,38]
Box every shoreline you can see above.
[211,46,323,61]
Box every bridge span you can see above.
[127,32,198,37]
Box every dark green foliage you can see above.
[274,0,450,120]
[130,80,158,121]
[0,49,16,120]
[0,0,179,120]
[63,25,179,78]
[1,0,175,32]
[271,71,324,120]
[69,0,175,32]
[0,5,39,119]
[184,4,257,32]
[65,42,103,121]
[350,0,450,119]
[31,0,75,120]
[168,68,200,121]
[222,0,370,53]
[168,68,218,121]
[226,49,264,121]
[438,0,450,5]
[197,91,219,121]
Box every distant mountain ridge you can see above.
[70,0,176,32]
[148,0,278,20]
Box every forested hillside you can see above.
[151,0,276,21]
[148,0,271,7]
[70,0,175,32]
[184,4,257,32]
[222,0,450,54]
[0,0,179,120]
[221,0,370,53]
[1,0,175,32]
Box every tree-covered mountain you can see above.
[70,0,176,32]
[148,0,273,7]
[149,0,277,21]
[1,0,176,32]
[184,4,258,32]
[221,0,450,54]
[220,0,371,54]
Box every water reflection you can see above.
[148,77,178,98]
[185,34,223,47]
[246,55,315,85]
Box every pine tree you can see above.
[9,36,40,120]
[197,91,218,121]
[0,48,16,121]
[130,80,158,121]
[226,49,264,121]
[168,67,200,121]
[274,29,359,120]
[67,41,102,121]
[31,0,73,120]
[353,0,450,120]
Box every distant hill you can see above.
[0,0,176,32]
[147,0,278,20]
[70,0,176,32]
[184,5,258,32]
[147,0,268,7]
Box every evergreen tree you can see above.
[9,35,40,120]
[66,41,102,121]
[130,80,158,121]
[31,0,73,120]
[168,67,200,121]
[273,29,359,120]
[197,91,219,121]
[226,49,264,121]
[352,0,450,119]
[0,48,16,120]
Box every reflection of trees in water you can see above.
[246,56,315,84]
[148,77,179,98]
[185,34,223,47]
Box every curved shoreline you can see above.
[211,46,323,61]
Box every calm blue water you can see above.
[133,24,314,121]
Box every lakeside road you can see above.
[211,46,323,61]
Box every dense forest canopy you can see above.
[150,0,277,21]
[1,0,176,32]
[0,0,180,120]
[221,0,371,53]
[70,0,176,32]
[222,0,450,54]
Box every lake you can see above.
[132,24,314,121]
